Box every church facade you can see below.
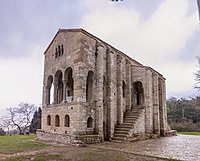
[36,29,174,144]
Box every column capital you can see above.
[126,59,131,65]
[46,85,51,89]
[53,82,58,86]
[106,46,114,54]
[62,79,67,84]
[96,41,106,49]
[117,54,123,60]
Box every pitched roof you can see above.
[43,28,164,78]
[44,28,143,65]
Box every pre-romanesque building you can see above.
[37,29,175,144]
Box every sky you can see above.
[0,0,200,117]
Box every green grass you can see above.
[0,134,48,154]
[177,131,200,135]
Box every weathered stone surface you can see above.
[37,28,174,145]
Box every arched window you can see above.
[46,75,53,105]
[47,115,51,126]
[133,81,144,106]
[123,81,126,98]
[58,45,61,57]
[55,70,63,104]
[55,115,60,127]
[87,117,93,128]
[86,71,94,102]
[65,115,70,127]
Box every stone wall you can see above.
[36,129,101,145]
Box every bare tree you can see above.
[1,117,12,135]
[5,103,36,134]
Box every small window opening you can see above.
[55,115,60,127]
[65,115,70,127]
[87,117,93,128]
[47,115,51,126]
[123,81,126,98]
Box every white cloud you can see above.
[81,0,199,97]
[0,46,43,111]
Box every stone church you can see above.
[37,28,175,145]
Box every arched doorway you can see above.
[132,81,144,106]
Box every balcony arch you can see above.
[64,67,74,102]
[46,75,53,105]
[54,70,63,104]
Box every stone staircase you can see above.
[112,106,144,142]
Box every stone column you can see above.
[53,82,58,104]
[107,49,116,139]
[95,44,105,140]
[73,66,86,103]
[131,65,134,107]
[117,55,123,124]
[144,68,153,134]
[158,78,166,135]
[126,60,131,111]
[152,73,160,134]
[62,79,67,103]
[159,77,167,135]
[161,79,168,133]
[72,65,87,133]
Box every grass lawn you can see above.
[0,134,48,154]
[177,132,200,135]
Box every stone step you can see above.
[114,130,129,134]
[116,125,132,128]
[124,118,137,121]
[115,127,130,131]
[123,120,136,124]
[125,113,140,116]
[112,136,126,141]
[125,115,138,118]
[121,122,134,126]
[114,133,128,137]
[126,112,141,115]
[116,123,133,128]
[112,106,144,142]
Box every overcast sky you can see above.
[0,0,200,116]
